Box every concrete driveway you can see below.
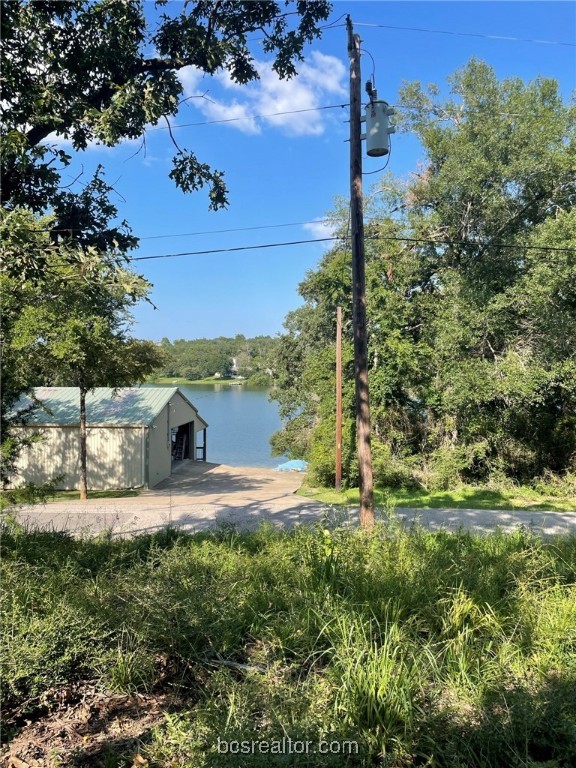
[12,462,329,537]
[10,461,576,537]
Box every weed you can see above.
[2,524,576,766]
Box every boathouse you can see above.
[9,387,208,490]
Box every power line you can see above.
[353,21,576,47]
[132,237,336,260]
[152,103,349,131]
[25,218,337,238]
[139,220,333,240]
[131,235,576,262]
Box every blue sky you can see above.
[54,1,575,341]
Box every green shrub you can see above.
[371,442,420,490]
[532,470,576,498]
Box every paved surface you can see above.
[9,461,576,537]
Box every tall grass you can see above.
[2,519,576,766]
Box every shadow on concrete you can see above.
[9,460,576,540]
[149,461,281,496]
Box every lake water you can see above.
[152,383,285,468]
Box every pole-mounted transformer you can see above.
[362,82,396,157]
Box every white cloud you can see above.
[44,131,141,152]
[303,218,337,240]
[177,51,346,138]
[179,65,260,134]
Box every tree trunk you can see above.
[79,386,88,500]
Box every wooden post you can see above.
[347,16,375,529]
[336,305,343,491]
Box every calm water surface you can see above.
[153,383,285,468]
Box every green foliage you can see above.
[2,524,576,766]
[371,443,420,491]
[1,1,331,493]
[273,61,576,489]
[0,209,165,489]
[301,482,576,512]
[245,370,273,387]
[157,335,278,381]
[1,0,331,212]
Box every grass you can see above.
[46,488,142,501]
[299,483,576,512]
[22,480,576,508]
[2,519,576,766]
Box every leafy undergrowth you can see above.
[2,521,576,767]
[300,483,576,512]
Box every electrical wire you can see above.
[152,103,349,131]
[139,220,332,240]
[132,237,338,261]
[363,134,392,175]
[130,235,576,262]
[360,47,377,84]
[24,218,339,238]
[319,13,348,30]
[353,22,576,47]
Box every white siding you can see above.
[12,426,145,490]
[169,394,199,427]
[148,405,171,488]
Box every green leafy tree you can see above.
[1,1,331,487]
[154,335,279,380]
[1,0,331,218]
[6,236,165,499]
[272,61,576,490]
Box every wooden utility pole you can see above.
[335,305,343,491]
[347,16,375,529]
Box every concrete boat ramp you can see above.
[12,462,329,537]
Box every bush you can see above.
[371,443,420,490]
[416,442,492,491]
[531,469,576,497]
[245,371,272,387]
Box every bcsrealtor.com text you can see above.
[216,736,359,756]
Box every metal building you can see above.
[10,387,208,490]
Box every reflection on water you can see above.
[151,383,285,468]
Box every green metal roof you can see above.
[14,387,203,427]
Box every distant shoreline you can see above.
[150,377,274,389]
[151,377,248,386]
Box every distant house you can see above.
[9,387,208,490]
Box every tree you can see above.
[4,211,165,499]
[1,0,331,217]
[154,335,279,380]
[1,2,331,486]
[272,61,576,490]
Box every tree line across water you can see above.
[154,335,279,385]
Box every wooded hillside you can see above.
[271,61,576,493]
[156,335,279,382]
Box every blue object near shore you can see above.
[275,459,309,472]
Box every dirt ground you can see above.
[1,682,183,768]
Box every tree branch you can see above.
[163,115,182,153]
